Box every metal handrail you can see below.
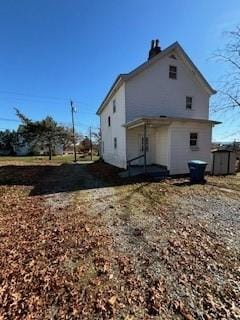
[127,154,144,177]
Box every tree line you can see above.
[0,110,100,160]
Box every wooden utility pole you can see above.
[71,100,77,162]
[89,126,93,161]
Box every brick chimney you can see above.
[148,39,161,60]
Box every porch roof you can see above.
[123,116,221,129]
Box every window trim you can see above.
[186,96,193,109]
[113,99,116,113]
[190,132,199,149]
[169,65,177,79]
[114,137,117,149]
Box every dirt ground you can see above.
[0,160,239,319]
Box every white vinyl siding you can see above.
[169,121,212,175]
[155,126,170,167]
[125,50,210,122]
[100,83,126,168]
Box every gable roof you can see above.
[96,42,216,115]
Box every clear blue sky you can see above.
[0,0,239,140]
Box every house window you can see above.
[169,65,177,79]
[114,137,117,149]
[102,141,104,153]
[186,96,192,109]
[113,99,116,113]
[190,133,198,147]
[108,116,111,127]
[141,136,149,152]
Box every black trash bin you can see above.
[188,160,207,183]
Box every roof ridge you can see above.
[96,41,216,115]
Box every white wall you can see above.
[169,121,212,175]
[100,83,127,168]
[155,126,170,167]
[125,50,210,122]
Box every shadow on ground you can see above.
[0,162,152,196]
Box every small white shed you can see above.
[212,149,236,175]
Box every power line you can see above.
[0,117,20,122]
[221,130,240,140]
[0,117,98,126]
[0,90,96,111]
[0,98,96,115]
[0,90,79,103]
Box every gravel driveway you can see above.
[76,166,240,319]
[173,190,240,248]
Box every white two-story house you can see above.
[97,40,220,175]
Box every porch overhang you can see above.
[123,116,221,129]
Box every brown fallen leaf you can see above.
[108,295,117,305]
[84,225,90,232]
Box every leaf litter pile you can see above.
[0,162,240,319]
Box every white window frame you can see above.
[114,137,117,149]
[169,65,177,79]
[113,99,116,113]
[186,96,193,109]
[190,132,199,149]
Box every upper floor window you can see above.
[169,65,177,79]
[113,99,116,113]
[190,133,198,147]
[186,96,193,109]
[108,116,111,127]
[114,137,117,149]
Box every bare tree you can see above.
[213,25,240,112]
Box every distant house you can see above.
[15,139,63,156]
[97,40,220,175]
